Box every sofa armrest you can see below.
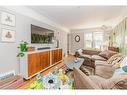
[80,55,95,69]
[109,74,127,89]
[73,68,100,89]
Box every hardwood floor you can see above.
[18,54,75,89]
[18,62,64,89]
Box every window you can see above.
[94,32,103,49]
[84,32,103,49]
[84,32,93,48]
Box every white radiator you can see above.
[0,70,15,80]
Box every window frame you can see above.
[84,32,103,49]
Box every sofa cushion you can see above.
[81,54,91,59]
[89,75,107,88]
[120,56,127,67]
[91,55,107,61]
[95,60,108,66]
[82,49,101,56]
[99,50,117,59]
[95,64,115,79]
[109,74,127,89]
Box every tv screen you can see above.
[31,24,54,44]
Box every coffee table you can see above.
[65,58,84,70]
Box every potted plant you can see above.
[17,41,28,57]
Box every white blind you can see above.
[84,32,103,49]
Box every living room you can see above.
[1,2,127,94]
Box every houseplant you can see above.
[17,41,28,57]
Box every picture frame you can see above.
[1,29,15,42]
[1,11,16,26]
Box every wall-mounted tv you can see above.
[31,24,54,44]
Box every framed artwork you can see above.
[1,12,16,26]
[1,29,15,42]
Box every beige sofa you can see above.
[76,49,118,75]
[74,67,127,89]
[94,53,123,78]
[73,52,127,89]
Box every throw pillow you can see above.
[107,53,122,64]
[113,68,125,77]
[77,49,83,55]
[120,56,127,67]
[112,63,120,69]
[122,65,127,72]
[99,50,117,59]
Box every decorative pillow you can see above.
[111,56,124,65]
[99,50,117,59]
[77,49,83,55]
[113,68,125,77]
[113,65,127,77]
[120,56,127,67]
[75,49,83,57]
[122,66,127,72]
[112,63,120,69]
[107,53,123,64]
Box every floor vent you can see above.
[0,70,15,80]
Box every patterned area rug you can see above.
[59,64,74,81]
[28,65,73,89]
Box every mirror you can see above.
[75,35,80,42]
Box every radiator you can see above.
[0,70,15,80]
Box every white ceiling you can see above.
[28,6,127,30]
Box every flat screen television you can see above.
[31,24,54,44]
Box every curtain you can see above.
[111,17,127,54]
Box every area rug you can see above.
[28,65,73,89]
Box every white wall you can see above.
[70,32,84,53]
[70,27,112,53]
[0,7,68,74]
